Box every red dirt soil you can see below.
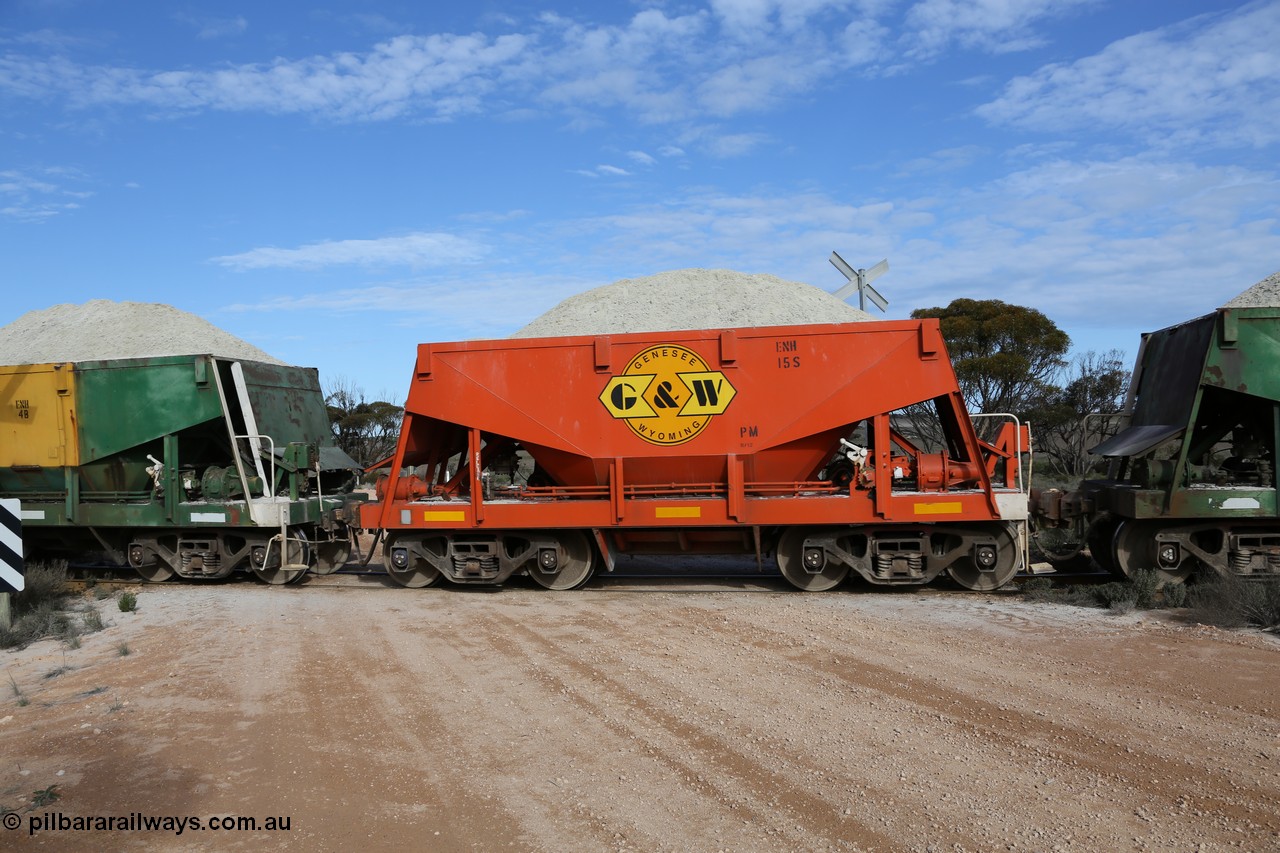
[2,578,1278,851]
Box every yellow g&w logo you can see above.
[599,344,736,445]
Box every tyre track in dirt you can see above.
[522,592,1280,850]
[389,596,857,851]
[484,609,915,851]
[285,613,528,850]
[491,596,1070,850]
[690,596,1280,843]
[334,596,661,851]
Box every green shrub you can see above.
[0,562,78,649]
[43,664,69,680]
[1021,576,1053,593]
[1054,585,1105,607]
[1189,575,1280,631]
[1020,578,1105,608]
[1128,569,1161,609]
[82,608,105,633]
[1162,582,1189,608]
[0,601,73,650]
[1093,582,1133,607]
[12,561,69,611]
[1108,596,1137,615]
[31,785,60,808]
[1022,570,1187,613]
[117,592,137,613]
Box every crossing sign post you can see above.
[1,499,23,630]
[829,251,889,313]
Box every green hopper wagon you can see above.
[1033,305,1280,583]
[0,354,362,583]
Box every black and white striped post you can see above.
[0,499,23,630]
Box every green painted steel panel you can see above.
[224,360,334,450]
[74,356,225,464]
[1205,307,1280,401]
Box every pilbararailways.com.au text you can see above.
[12,812,291,836]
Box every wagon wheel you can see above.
[252,529,310,585]
[776,527,848,591]
[1030,515,1089,570]
[1112,520,1193,585]
[527,531,595,590]
[382,534,442,589]
[129,537,176,583]
[947,523,1020,591]
[1086,513,1122,576]
[312,534,353,575]
[133,560,175,583]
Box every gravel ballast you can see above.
[513,268,874,338]
[0,300,285,365]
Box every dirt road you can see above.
[2,575,1278,851]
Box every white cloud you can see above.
[627,150,657,166]
[172,13,249,40]
[456,208,530,223]
[211,232,487,271]
[696,51,833,116]
[571,163,633,178]
[897,156,1280,322]
[977,1,1280,148]
[533,9,708,123]
[902,0,1099,59]
[0,33,530,122]
[709,0,879,36]
[678,126,769,158]
[0,1,1078,128]
[839,17,890,65]
[0,167,92,221]
[706,132,769,158]
[1,28,89,50]
[708,0,777,33]
[896,144,986,175]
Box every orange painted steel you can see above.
[360,320,1023,536]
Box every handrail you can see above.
[969,412,1031,494]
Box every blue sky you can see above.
[3,0,1278,400]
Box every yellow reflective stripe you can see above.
[655,506,701,519]
[913,502,963,515]
[422,510,466,521]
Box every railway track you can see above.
[63,552,1100,593]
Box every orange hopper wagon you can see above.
[360,320,1029,591]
